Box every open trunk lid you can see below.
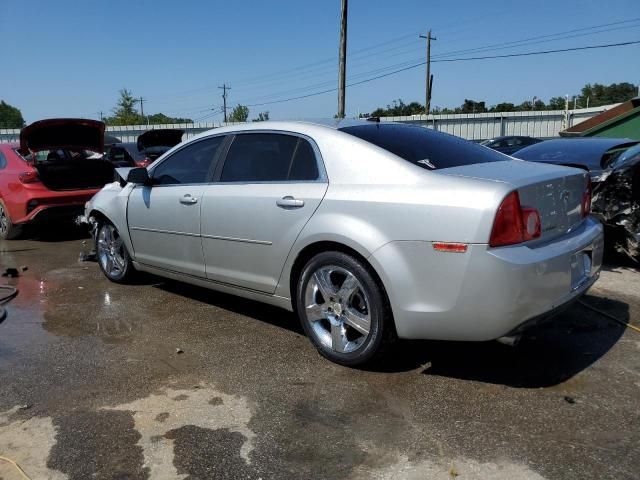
[136,129,184,152]
[20,118,105,153]
[442,160,589,243]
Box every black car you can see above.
[480,136,542,155]
[514,137,640,261]
[105,129,184,168]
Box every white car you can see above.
[85,120,603,366]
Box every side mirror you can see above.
[127,167,150,185]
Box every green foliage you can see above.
[104,89,193,125]
[146,113,194,124]
[106,88,142,125]
[367,99,424,117]
[0,100,25,128]
[252,111,270,122]
[578,82,637,108]
[368,81,637,116]
[228,104,249,123]
[548,97,566,110]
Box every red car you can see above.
[0,118,115,239]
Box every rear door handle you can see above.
[179,194,198,205]
[276,196,304,209]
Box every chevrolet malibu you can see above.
[85,120,604,366]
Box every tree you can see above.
[146,113,194,124]
[578,82,636,107]
[548,96,566,110]
[0,100,25,128]
[228,104,249,123]
[460,99,487,113]
[490,102,516,112]
[252,111,270,122]
[107,89,143,125]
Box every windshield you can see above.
[339,124,506,170]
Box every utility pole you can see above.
[337,0,348,118]
[219,83,230,122]
[139,97,147,124]
[419,29,436,114]
[98,111,104,121]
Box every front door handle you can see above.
[179,194,198,205]
[276,196,304,209]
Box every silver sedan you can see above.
[86,120,604,366]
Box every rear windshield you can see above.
[339,123,506,170]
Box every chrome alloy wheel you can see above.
[304,265,372,354]
[0,204,8,237]
[97,224,126,278]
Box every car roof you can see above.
[513,137,639,168]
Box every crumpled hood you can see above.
[20,118,105,152]
[137,129,184,151]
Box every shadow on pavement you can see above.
[152,277,627,388]
[154,280,304,335]
[369,294,627,387]
[26,223,91,242]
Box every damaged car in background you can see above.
[0,118,114,239]
[514,138,640,260]
[84,120,603,366]
[105,129,184,168]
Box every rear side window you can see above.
[0,151,6,169]
[221,133,320,182]
[340,124,506,170]
[152,136,223,185]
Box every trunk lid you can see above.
[136,129,184,151]
[20,118,105,153]
[441,160,588,242]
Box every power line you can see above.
[238,39,640,108]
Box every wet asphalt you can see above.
[0,227,639,480]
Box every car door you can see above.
[127,136,225,277]
[200,132,328,293]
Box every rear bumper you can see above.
[8,187,98,225]
[369,217,604,341]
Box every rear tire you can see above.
[296,251,394,366]
[0,201,23,240]
[95,220,136,283]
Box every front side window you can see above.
[220,133,320,182]
[152,136,224,185]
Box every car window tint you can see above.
[152,137,223,185]
[221,133,299,182]
[289,139,319,181]
[0,151,6,169]
[340,124,505,170]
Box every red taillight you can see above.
[18,171,40,184]
[581,177,591,218]
[489,191,541,247]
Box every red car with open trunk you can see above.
[0,118,115,239]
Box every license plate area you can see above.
[571,250,592,291]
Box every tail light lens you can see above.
[18,171,40,184]
[581,177,592,218]
[489,191,541,247]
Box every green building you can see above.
[561,97,640,139]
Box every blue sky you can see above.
[1,0,639,123]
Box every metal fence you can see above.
[0,104,615,144]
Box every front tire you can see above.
[95,221,136,283]
[296,251,393,366]
[0,201,23,240]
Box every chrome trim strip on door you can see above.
[201,234,272,245]
[130,226,200,237]
[131,226,272,245]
